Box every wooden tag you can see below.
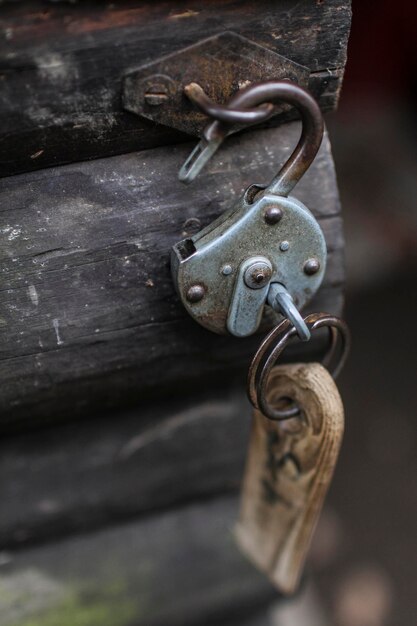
[236,362,344,594]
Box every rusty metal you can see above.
[264,207,283,225]
[247,313,351,421]
[227,256,273,338]
[172,192,327,336]
[185,284,205,303]
[244,260,273,289]
[183,83,274,124]
[180,80,324,195]
[123,31,309,137]
[303,258,321,275]
[172,81,327,336]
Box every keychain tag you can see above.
[236,362,344,595]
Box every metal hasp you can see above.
[123,32,309,138]
[172,80,326,337]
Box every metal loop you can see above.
[182,80,324,195]
[184,83,274,124]
[247,313,350,421]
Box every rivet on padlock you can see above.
[172,80,352,596]
[172,81,326,338]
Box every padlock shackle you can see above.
[183,80,324,197]
[224,81,324,196]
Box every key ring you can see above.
[247,313,350,421]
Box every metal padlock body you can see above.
[171,189,326,335]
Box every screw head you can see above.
[244,261,272,289]
[303,258,320,275]
[221,264,233,276]
[186,284,205,303]
[264,207,283,225]
[141,75,173,106]
[280,241,290,252]
[144,88,168,106]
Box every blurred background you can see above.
[0,3,415,626]
[288,2,417,624]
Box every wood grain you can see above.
[0,496,277,626]
[0,0,352,176]
[0,388,250,549]
[0,122,344,427]
[236,363,344,594]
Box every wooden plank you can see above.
[0,496,277,626]
[0,122,344,427]
[0,0,352,176]
[0,389,250,549]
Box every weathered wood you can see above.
[0,122,344,426]
[0,389,250,549]
[0,496,277,626]
[236,363,344,594]
[0,0,352,176]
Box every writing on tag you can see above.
[235,362,344,594]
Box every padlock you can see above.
[171,81,326,340]
[171,81,351,592]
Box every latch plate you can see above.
[123,31,309,137]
